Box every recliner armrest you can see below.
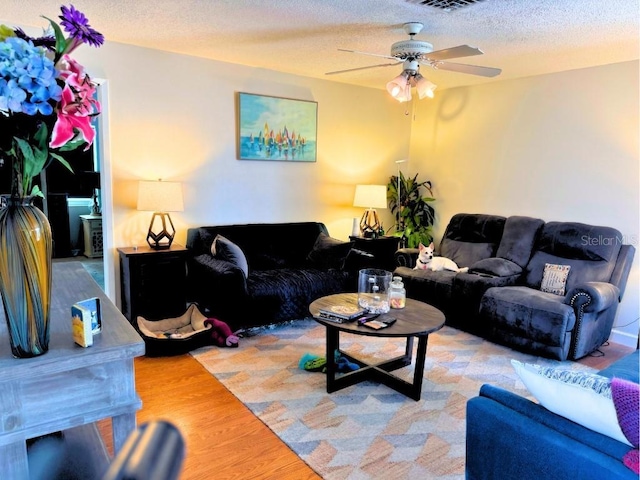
[395,248,419,268]
[565,282,620,314]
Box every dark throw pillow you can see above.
[306,233,353,270]
[211,234,249,278]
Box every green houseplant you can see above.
[387,172,435,248]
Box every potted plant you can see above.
[387,172,435,248]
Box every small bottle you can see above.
[389,276,406,309]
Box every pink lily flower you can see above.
[50,83,95,149]
[57,55,87,88]
[50,55,100,150]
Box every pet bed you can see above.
[137,303,213,356]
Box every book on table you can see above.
[317,304,366,323]
[71,304,93,347]
[71,297,102,347]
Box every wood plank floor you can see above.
[98,353,319,480]
[98,340,633,479]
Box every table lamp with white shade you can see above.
[353,184,387,238]
[137,180,184,249]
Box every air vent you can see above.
[405,0,486,11]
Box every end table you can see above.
[118,244,188,326]
[80,214,103,258]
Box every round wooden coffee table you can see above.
[309,292,445,401]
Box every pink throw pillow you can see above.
[612,378,640,474]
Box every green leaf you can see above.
[43,16,68,59]
[13,137,45,195]
[0,24,16,40]
[30,184,44,198]
[49,152,74,173]
[14,137,34,162]
[57,139,86,152]
[13,137,47,180]
[34,122,49,148]
[26,150,48,180]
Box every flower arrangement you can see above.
[0,4,103,198]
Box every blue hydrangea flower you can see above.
[0,36,60,115]
[0,78,27,112]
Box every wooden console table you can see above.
[0,262,145,479]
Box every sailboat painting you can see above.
[238,93,317,162]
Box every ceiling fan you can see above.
[326,22,501,101]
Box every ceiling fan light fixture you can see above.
[386,72,411,100]
[414,73,437,99]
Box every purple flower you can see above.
[59,5,104,48]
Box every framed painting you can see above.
[237,92,317,162]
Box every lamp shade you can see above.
[353,185,387,209]
[137,180,184,249]
[386,72,407,98]
[414,74,437,99]
[386,72,412,103]
[137,181,184,212]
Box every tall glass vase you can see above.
[0,195,52,358]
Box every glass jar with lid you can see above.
[389,276,406,309]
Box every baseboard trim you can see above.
[609,328,639,349]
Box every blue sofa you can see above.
[465,350,639,479]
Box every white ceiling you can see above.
[3,0,639,91]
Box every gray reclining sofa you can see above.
[394,213,635,360]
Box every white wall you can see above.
[409,61,640,346]
[71,42,410,300]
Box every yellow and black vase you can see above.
[0,196,52,358]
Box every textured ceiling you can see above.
[2,0,639,91]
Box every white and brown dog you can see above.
[414,242,469,273]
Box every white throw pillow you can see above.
[540,263,571,295]
[511,359,631,445]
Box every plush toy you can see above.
[204,318,239,347]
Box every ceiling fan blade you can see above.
[338,48,398,61]
[430,61,502,77]
[325,62,401,76]
[426,45,484,61]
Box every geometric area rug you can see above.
[191,318,591,480]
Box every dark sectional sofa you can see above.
[466,350,639,480]
[185,222,369,331]
[394,213,635,360]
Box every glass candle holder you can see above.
[357,268,392,314]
